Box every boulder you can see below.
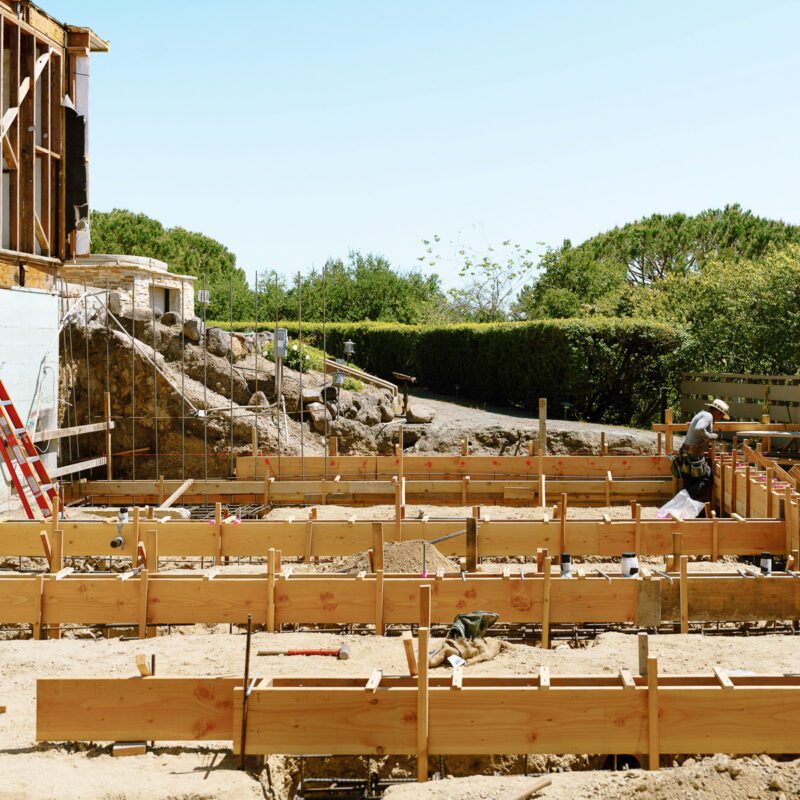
[183,317,204,343]
[161,311,181,326]
[379,402,394,422]
[231,333,249,359]
[407,405,434,424]
[301,387,323,405]
[248,391,268,407]
[206,327,232,358]
[307,402,332,434]
[361,407,381,426]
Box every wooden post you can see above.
[267,548,276,632]
[328,435,338,458]
[637,632,648,676]
[709,440,717,512]
[679,555,689,634]
[466,515,478,572]
[541,556,552,649]
[132,506,141,568]
[785,487,793,555]
[31,573,44,640]
[104,391,113,480]
[559,493,567,558]
[767,466,774,518]
[730,448,738,516]
[138,569,149,639]
[664,408,673,453]
[647,655,660,770]
[634,503,642,558]
[657,432,662,455]
[373,522,385,635]
[417,623,429,782]
[745,465,752,517]
[600,432,608,456]
[460,436,468,456]
[214,502,223,566]
[419,583,431,629]
[403,631,418,676]
[528,438,535,457]
[145,529,158,573]
[605,471,612,508]
[394,478,405,540]
[672,530,682,563]
[711,510,718,561]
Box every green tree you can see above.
[91,209,254,320]
[421,236,537,322]
[515,205,800,319]
[255,251,443,324]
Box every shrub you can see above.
[218,318,685,425]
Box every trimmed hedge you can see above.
[211,318,686,426]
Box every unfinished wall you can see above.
[0,286,58,507]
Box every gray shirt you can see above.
[684,410,718,448]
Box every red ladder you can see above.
[0,379,57,519]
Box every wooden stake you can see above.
[711,510,718,561]
[637,632,648,676]
[267,548,276,632]
[419,583,431,629]
[132,507,141,568]
[402,631,418,676]
[372,522,384,572]
[745,465,752,517]
[375,568,384,635]
[32,573,43,640]
[328,435,338,458]
[634,503,642,558]
[214,503,223,566]
[145,529,157,574]
[559,493,567,557]
[647,655,660,770]
[679,555,689,634]
[417,624,429,782]
[664,408,673,453]
[541,556,552,649]
[466,515,478,573]
[138,569,149,639]
[460,436,468,456]
[767,466,774,518]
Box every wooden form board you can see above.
[0,516,791,560]
[237,454,673,481]
[6,571,800,633]
[67,476,673,507]
[36,673,800,763]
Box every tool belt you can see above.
[671,446,710,480]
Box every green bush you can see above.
[214,318,685,425]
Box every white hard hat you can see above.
[706,398,730,419]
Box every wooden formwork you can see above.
[235,454,673,481]
[35,669,800,774]
[5,568,800,639]
[1,513,796,562]
[64,475,674,508]
[714,445,800,521]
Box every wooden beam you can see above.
[33,420,116,443]
[156,479,194,510]
[51,456,107,478]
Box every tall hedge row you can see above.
[212,318,686,426]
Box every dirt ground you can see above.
[2,631,799,799]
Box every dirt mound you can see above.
[322,539,459,574]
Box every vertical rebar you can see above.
[180,278,186,480]
[229,275,234,477]
[202,276,209,502]
[322,262,328,480]
[83,279,92,423]
[151,276,159,479]
[130,277,136,482]
[298,271,304,475]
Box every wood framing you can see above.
[4,570,799,636]
[66,476,673,507]
[36,669,800,770]
[0,515,791,560]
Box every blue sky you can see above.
[47,0,800,289]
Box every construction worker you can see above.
[672,398,730,501]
